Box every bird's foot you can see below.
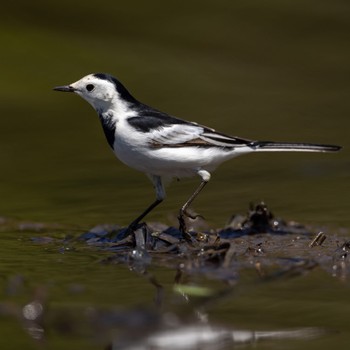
[178,209,199,244]
[119,221,143,240]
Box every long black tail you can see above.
[251,141,341,153]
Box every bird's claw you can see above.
[178,209,202,244]
[178,216,193,243]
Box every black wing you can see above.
[127,107,254,149]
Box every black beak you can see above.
[53,85,76,92]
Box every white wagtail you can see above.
[54,73,341,240]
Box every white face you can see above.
[68,74,117,109]
[54,73,136,115]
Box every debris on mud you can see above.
[74,202,350,281]
[3,202,348,281]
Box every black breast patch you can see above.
[98,113,116,148]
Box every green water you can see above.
[0,1,349,348]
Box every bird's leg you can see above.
[128,198,163,231]
[125,175,165,236]
[178,170,211,241]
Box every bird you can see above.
[54,73,341,241]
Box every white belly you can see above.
[113,132,251,178]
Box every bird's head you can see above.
[54,73,137,112]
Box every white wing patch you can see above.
[149,124,205,145]
[148,123,253,149]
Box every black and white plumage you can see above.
[54,73,341,240]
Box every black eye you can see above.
[86,84,95,92]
